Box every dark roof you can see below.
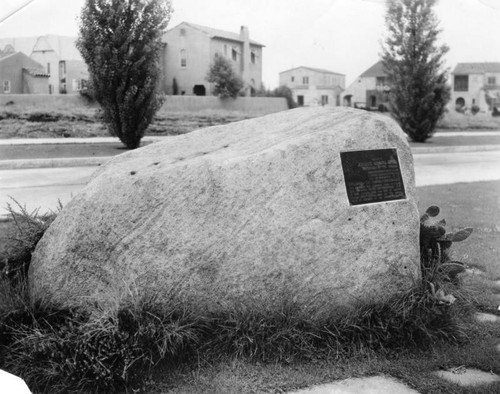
[173,22,264,47]
[23,67,50,77]
[453,62,500,74]
[280,66,344,76]
[360,61,387,78]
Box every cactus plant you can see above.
[420,206,473,303]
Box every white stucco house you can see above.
[161,22,264,96]
[341,61,390,110]
[451,62,500,113]
[279,66,345,107]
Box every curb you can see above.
[0,136,166,146]
[0,156,110,170]
[411,144,500,154]
[1,144,500,171]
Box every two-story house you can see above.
[451,62,500,113]
[341,61,390,110]
[279,66,345,107]
[161,22,264,96]
[0,35,88,94]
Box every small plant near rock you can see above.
[420,205,473,303]
[1,199,60,285]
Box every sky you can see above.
[0,0,499,88]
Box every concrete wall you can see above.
[162,96,286,113]
[0,94,288,114]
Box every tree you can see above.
[206,54,244,98]
[273,85,298,109]
[381,0,450,142]
[77,0,172,149]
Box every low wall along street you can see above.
[0,94,288,115]
[30,107,420,319]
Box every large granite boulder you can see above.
[30,107,420,319]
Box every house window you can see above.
[297,95,304,106]
[302,76,309,84]
[487,76,496,85]
[47,63,51,74]
[376,76,386,86]
[59,61,66,76]
[180,49,186,68]
[321,95,328,106]
[3,80,10,93]
[251,51,256,64]
[291,76,295,82]
[454,75,468,92]
[232,48,237,61]
[72,79,81,91]
[224,44,227,56]
[180,28,186,36]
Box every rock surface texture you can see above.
[30,107,420,317]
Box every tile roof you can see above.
[22,67,50,77]
[360,61,387,78]
[173,22,265,47]
[0,35,82,60]
[280,66,345,76]
[453,62,500,74]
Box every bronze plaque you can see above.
[340,148,406,205]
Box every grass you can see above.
[0,182,499,393]
[438,110,500,130]
[0,104,254,139]
[1,103,499,140]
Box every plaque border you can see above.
[339,147,407,206]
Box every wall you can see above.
[341,76,376,106]
[451,73,490,111]
[0,94,288,115]
[22,71,49,94]
[0,54,23,94]
[292,86,339,107]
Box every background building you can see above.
[451,62,500,113]
[0,51,49,94]
[0,35,88,94]
[161,22,264,96]
[279,66,345,107]
[341,61,390,110]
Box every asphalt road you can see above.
[1,150,500,218]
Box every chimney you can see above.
[240,26,251,96]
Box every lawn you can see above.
[1,103,499,140]
[0,104,254,139]
[1,181,499,393]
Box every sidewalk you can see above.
[1,131,500,170]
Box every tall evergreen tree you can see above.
[382,0,450,142]
[77,0,172,149]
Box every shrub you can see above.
[1,199,59,285]
[206,54,244,98]
[471,104,480,115]
[419,205,473,304]
[273,85,297,109]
